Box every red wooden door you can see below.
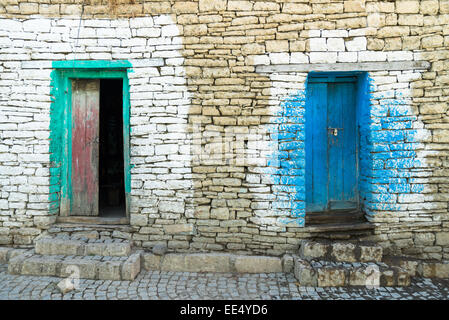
[71,79,100,216]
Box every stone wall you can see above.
[0,0,448,260]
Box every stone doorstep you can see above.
[294,258,411,287]
[7,251,141,281]
[141,252,289,273]
[35,237,131,257]
[299,239,383,263]
[384,256,449,279]
[0,247,32,264]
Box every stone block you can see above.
[360,245,383,262]
[122,252,141,280]
[331,243,356,262]
[85,243,104,256]
[60,259,97,280]
[396,1,420,13]
[327,38,345,51]
[98,261,122,280]
[317,267,346,287]
[397,270,411,286]
[419,261,449,278]
[345,37,367,51]
[22,257,58,276]
[266,40,289,52]
[161,253,187,272]
[163,224,196,235]
[380,269,395,286]
[299,241,329,260]
[234,256,283,273]
[228,1,253,11]
[199,0,227,12]
[57,278,75,294]
[349,266,380,287]
[344,0,365,12]
[185,253,232,272]
[86,242,131,257]
[399,259,419,277]
[152,243,168,256]
[0,247,11,263]
[0,236,13,246]
[7,254,28,275]
[436,232,449,246]
[294,259,317,286]
[35,238,83,256]
[282,254,294,273]
[142,252,162,270]
[130,214,148,226]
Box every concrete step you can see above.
[294,258,410,287]
[299,239,383,263]
[7,250,141,280]
[35,236,131,257]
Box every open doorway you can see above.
[99,79,125,218]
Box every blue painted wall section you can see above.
[267,72,424,227]
[266,90,307,227]
[357,73,424,216]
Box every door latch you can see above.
[328,128,343,136]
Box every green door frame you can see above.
[51,60,132,219]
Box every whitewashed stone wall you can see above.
[0,15,194,245]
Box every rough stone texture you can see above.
[299,241,329,260]
[281,254,294,273]
[36,237,131,256]
[331,243,357,262]
[294,258,411,287]
[142,252,162,270]
[151,243,167,256]
[294,258,317,286]
[185,253,232,272]
[0,248,11,263]
[234,256,283,273]
[121,252,141,280]
[359,244,383,262]
[98,261,122,280]
[419,261,449,279]
[317,267,346,287]
[57,278,75,294]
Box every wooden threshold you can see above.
[56,216,129,225]
[305,209,366,225]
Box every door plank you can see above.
[71,79,100,216]
[306,82,328,212]
[342,82,358,206]
[328,81,358,210]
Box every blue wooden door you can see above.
[306,75,358,212]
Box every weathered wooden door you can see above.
[71,79,100,216]
[306,75,358,212]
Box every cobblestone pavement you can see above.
[0,264,448,300]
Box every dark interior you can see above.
[99,79,126,217]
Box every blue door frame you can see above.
[306,73,360,212]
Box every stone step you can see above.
[7,250,141,281]
[35,236,131,257]
[299,239,383,263]
[384,256,449,279]
[294,258,410,287]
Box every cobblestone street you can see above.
[0,264,448,300]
